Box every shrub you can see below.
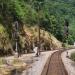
[71,52,75,61]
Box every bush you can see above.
[70,52,75,61]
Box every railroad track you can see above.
[41,50,68,75]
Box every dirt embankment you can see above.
[19,25,62,51]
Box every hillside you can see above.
[46,0,75,44]
[0,0,75,44]
[21,25,62,49]
[0,0,75,56]
[0,23,62,56]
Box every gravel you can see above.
[22,50,57,75]
[61,49,75,75]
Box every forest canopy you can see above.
[0,0,75,45]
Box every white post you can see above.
[14,41,18,58]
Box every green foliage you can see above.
[12,0,37,24]
[0,0,75,49]
[71,52,75,61]
[0,58,3,65]
[67,35,74,45]
[0,24,10,49]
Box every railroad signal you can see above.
[12,20,20,57]
[14,21,19,31]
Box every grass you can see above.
[0,57,27,75]
[12,58,27,70]
[23,25,62,48]
[70,52,75,61]
[0,58,3,65]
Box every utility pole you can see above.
[63,19,69,50]
[37,1,43,56]
[32,1,43,56]
[38,23,40,55]
[64,19,69,44]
